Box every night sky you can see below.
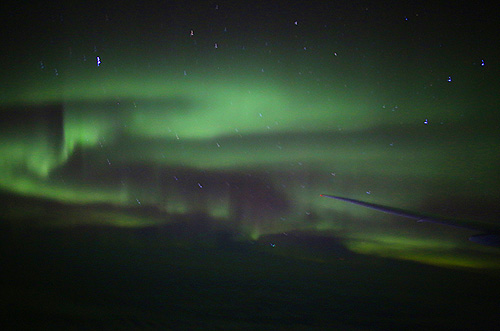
[1,1,499,328]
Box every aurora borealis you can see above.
[1,1,499,328]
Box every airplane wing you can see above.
[320,194,500,247]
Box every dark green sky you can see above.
[1,1,499,268]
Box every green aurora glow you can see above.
[1,2,499,270]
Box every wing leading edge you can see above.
[320,194,500,247]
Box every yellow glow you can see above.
[345,234,500,269]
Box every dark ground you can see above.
[1,214,499,330]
